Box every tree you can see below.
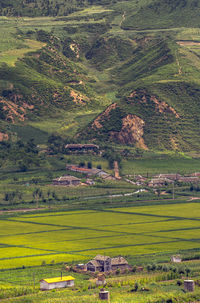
[87,162,92,169]
[185,267,191,277]
[79,162,85,167]
[33,188,43,208]
[134,282,139,292]
[52,191,59,201]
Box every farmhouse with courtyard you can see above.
[86,255,129,272]
[66,164,115,180]
[53,175,81,186]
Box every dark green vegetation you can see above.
[122,0,200,30]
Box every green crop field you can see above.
[0,202,199,270]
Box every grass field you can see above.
[0,202,199,269]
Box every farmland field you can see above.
[0,202,200,269]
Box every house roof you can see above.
[87,255,129,269]
[53,175,80,182]
[155,174,181,180]
[178,177,199,182]
[94,254,110,261]
[111,257,128,265]
[149,178,174,184]
[87,260,101,267]
[40,276,75,284]
[67,166,100,174]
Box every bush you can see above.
[177,280,182,286]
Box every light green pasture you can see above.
[0,203,199,269]
[0,246,51,258]
[0,220,64,236]
[113,203,200,219]
[99,219,200,234]
[14,211,168,227]
[0,38,45,66]
[0,253,87,269]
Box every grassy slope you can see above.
[1,2,200,151]
[122,0,200,30]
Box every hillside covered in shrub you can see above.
[1,0,200,151]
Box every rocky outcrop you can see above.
[0,132,9,142]
[0,98,34,123]
[111,114,147,149]
[92,104,147,148]
[70,90,88,104]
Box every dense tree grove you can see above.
[0,0,119,16]
[0,139,42,171]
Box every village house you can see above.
[154,174,181,181]
[171,255,182,263]
[178,176,199,183]
[66,165,114,180]
[40,276,75,290]
[53,175,81,186]
[86,255,129,272]
[191,172,200,177]
[65,144,99,154]
[148,178,174,187]
[66,165,100,176]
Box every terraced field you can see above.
[0,202,200,269]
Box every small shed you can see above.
[99,289,110,301]
[171,255,182,263]
[184,280,195,292]
[96,274,106,286]
[40,276,75,290]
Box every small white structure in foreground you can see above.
[40,276,75,290]
[171,255,182,263]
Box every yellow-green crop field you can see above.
[0,203,200,269]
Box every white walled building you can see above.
[40,276,75,290]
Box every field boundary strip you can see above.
[99,209,200,222]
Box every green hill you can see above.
[1,1,200,151]
[122,0,200,29]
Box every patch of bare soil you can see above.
[187,197,200,201]
[177,40,200,46]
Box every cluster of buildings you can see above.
[86,254,129,272]
[126,173,200,188]
[40,254,129,291]
[40,254,197,298]
[52,163,118,186]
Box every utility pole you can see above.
[172,182,175,200]
[33,272,35,289]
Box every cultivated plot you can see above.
[0,203,199,269]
